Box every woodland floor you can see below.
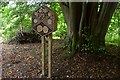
[1,39,120,79]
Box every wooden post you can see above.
[41,36,45,76]
[48,34,52,78]
[32,6,58,78]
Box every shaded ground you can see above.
[1,39,120,79]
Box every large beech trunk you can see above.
[60,2,118,54]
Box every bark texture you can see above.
[60,2,118,54]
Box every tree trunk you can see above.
[69,2,82,54]
[60,2,72,41]
[60,2,118,54]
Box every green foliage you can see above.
[0,1,119,45]
[80,43,106,54]
[105,3,120,45]
[0,2,67,42]
[50,3,67,39]
[78,34,106,53]
[0,2,37,41]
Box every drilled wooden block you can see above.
[32,6,58,36]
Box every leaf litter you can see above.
[1,40,120,79]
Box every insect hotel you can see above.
[32,6,58,78]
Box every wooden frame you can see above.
[32,6,58,78]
